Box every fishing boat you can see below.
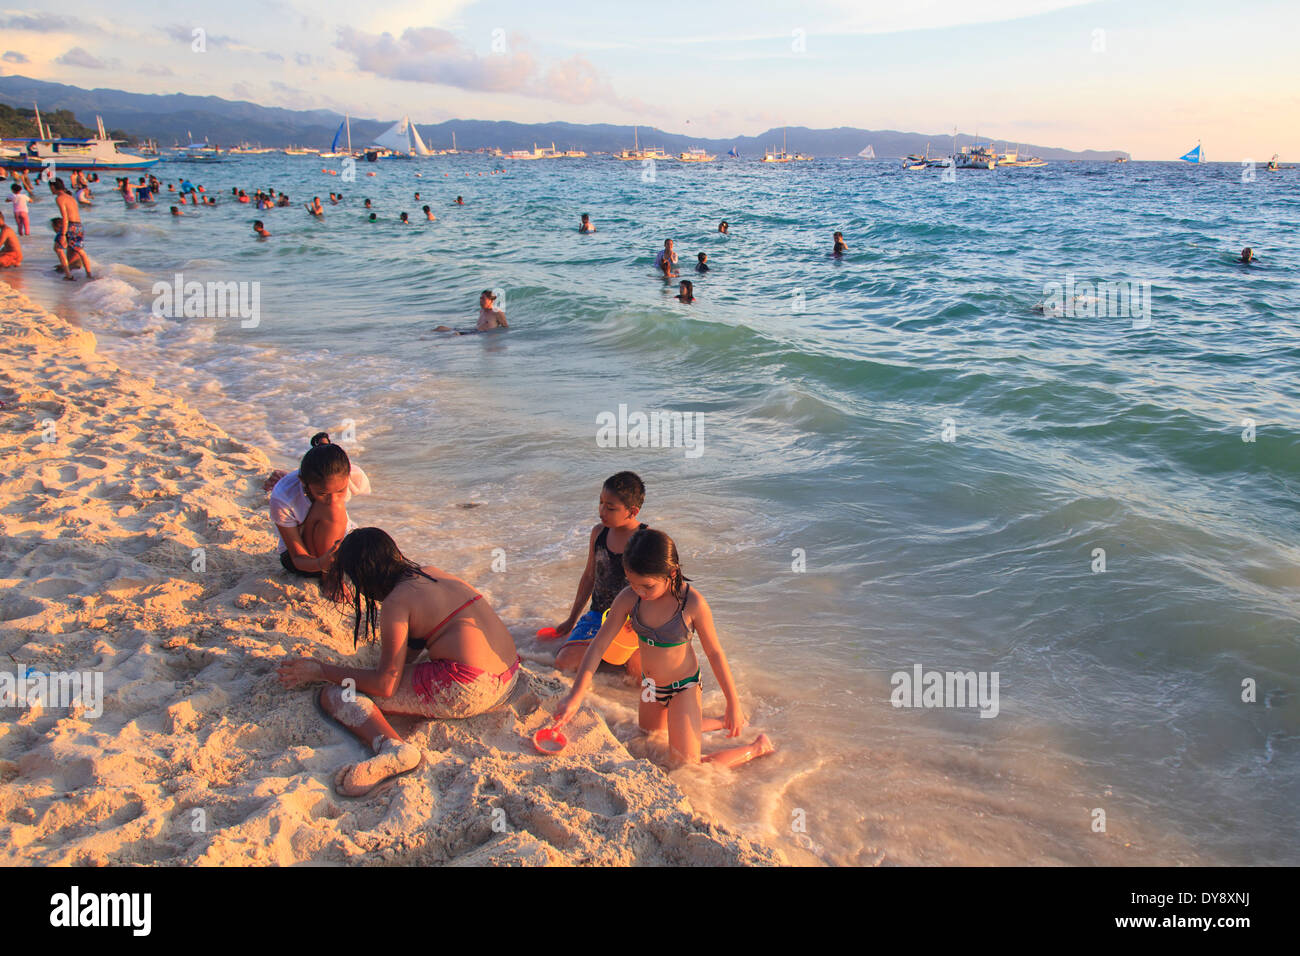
[504,145,542,160]
[997,145,1046,167]
[2,111,160,171]
[1113,156,1128,163]
[762,128,792,163]
[677,147,716,162]
[955,143,998,169]
[368,116,432,158]
[283,146,318,156]
[616,127,668,161]
[561,147,587,158]
[1265,154,1293,171]
[1179,141,1205,163]
[228,143,273,154]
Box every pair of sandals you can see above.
[314,687,425,799]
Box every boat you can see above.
[561,147,587,158]
[504,145,542,160]
[727,146,740,158]
[1179,141,1205,163]
[955,143,998,169]
[677,147,716,162]
[228,143,273,154]
[2,111,162,171]
[615,127,668,161]
[283,146,318,156]
[997,145,1046,167]
[1265,154,1293,171]
[858,145,875,160]
[319,114,353,158]
[792,152,814,161]
[368,116,432,158]
[1113,156,1129,163]
[762,128,792,163]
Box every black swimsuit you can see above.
[590,523,646,615]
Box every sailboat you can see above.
[1179,141,1205,163]
[370,116,432,158]
[320,114,352,158]
[727,146,740,158]
[858,145,875,160]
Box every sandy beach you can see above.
[0,280,784,866]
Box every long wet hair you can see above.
[323,528,435,648]
[622,528,690,598]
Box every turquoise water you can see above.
[16,154,1300,865]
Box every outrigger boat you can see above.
[615,127,668,161]
[1,111,159,171]
[677,147,716,162]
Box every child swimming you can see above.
[552,471,647,677]
[833,231,847,257]
[551,528,774,767]
[253,220,270,238]
[277,527,521,797]
[579,213,595,233]
[695,252,708,273]
[423,205,435,221]
[677,280,694,303]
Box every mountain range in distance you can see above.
[0,75,1131,161]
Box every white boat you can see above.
[762,128,792,163]
[2,112,161,171]
[369,116,432,158]
[858,145,875,160]
[616,127,668,161]
[998,145,1047,168]
[678,147,716,162]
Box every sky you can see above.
[3,0,1298,159]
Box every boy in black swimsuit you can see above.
[552,471,647,679]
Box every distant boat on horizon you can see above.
[370,116,432,157]
[1179,141,1205,163]
[727,146,740,158]
[858,145,875,160]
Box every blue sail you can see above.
[727,146,740,157]
[1179,143,1202,163]
[331,120,345,152]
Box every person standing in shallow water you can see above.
[277,528,521,797]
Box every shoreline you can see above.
[0,280,784,866]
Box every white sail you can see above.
[858,145,875,159]
[371,116,433,155]
[409,121,432,156]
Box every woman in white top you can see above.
[268,439,369,579]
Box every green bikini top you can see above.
[630,585,692,648]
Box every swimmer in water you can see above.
[254,220,270,238]
[433,290,508,334]
[654,239,678,277]
[170,205,183,216]
[364,198,372,209]
[579,213,595,233]
[306,196,324,217]
[423,205,435,221]
[455,196,464,206]
[833,231,847,257]
[677,280,694,303]
[414,192,421,201]
[368,213,377,222]
[659,256,678,280]
[718,220,729,234]
[400,212,410,224]
[695,252,708,273]
[1239,247,1254,265]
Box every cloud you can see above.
[3,51,30,64]
[138,63,173,76]
[336,26,536,92]
[263,51,285,62]
[55,46,118,69]
[0,12,76,32]
[230,82,254,99]
[336,26,652,113]
[161,23,238,48]
[268,80,317,109]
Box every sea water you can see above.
[12,153,1299,865]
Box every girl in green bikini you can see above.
[551,528,773,768]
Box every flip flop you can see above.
[535,627,561,640]
[332,749,425,800]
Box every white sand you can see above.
[0,281,784,866]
